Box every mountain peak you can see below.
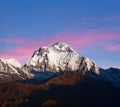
[0,42,119,88]
[6,59,21,68]
[0,58,21,68]
[51,42,76,53]
[52,42,69,48]
[52,42,68,46]
[24,42,99,76]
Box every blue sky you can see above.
[0,0,120,68]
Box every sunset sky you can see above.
[0,0,120,68]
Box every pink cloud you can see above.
[0,47,37,64]
[48,31,120,49]
[0,30,120,64]
[0,53,26,64]
[2,30,120,49]
[107,45,120,52]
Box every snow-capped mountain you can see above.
[24,42,99,72]
[22,42,120,87]
[0,42,120,87]
[0,58,27,82]
[22,42,99,80]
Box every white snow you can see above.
[0,58,21,68]
[7,63,20,75]
[23,42,101,83]
[0,58,7,64]
[26,42,81,71]
[6,59,21,68]
[0,58,22,75]
[84,57,100,74]
[24,42,120,88]
[26,42,100,74]
[0,42,119,87]
[52,42,77,54]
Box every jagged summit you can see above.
[24,42,99,74]
[51,42,76,53]
[0,42,120,87]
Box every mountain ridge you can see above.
[0,42,120,87]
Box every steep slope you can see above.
[0,42,119,87]
[0,58,27,82]
[100,67,120,87]
[22,42,120,87]
[22,42,99,80]
[0,72,119,107]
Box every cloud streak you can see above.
[49,30,120,50]
[107,45,120,52]
[0,30,120,64]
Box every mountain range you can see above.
[0,42,120,86]
[0,42,120,107]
